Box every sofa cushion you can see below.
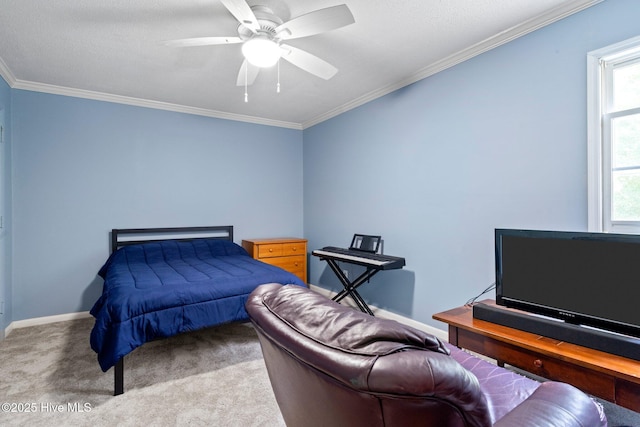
[447,344,541,424]
[493,382,608,427]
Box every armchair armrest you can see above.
[493,382,607,427]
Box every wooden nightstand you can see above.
[242,238,307,284]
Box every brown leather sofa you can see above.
[246,284,607,427]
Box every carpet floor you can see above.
[2,317,639,426]
[0,318,284,426]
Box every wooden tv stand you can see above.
[433,300,640,412]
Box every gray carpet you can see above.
[2,317,639,426]
[0,318,284,426]
[599,398,640,427]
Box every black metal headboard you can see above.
[111,226,234,254]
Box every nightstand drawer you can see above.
[282,242,305,256]
[264,255,305,277]
[257,244,284,258]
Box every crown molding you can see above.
[301,0,603,129]
[0,56,17,87]
[10,79,303,130]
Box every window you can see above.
[588,36,640,233]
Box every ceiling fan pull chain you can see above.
[277,59,281,93]
[244,63,249,102]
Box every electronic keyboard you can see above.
[312,246,405,270]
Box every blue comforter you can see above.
[90,239,305,371]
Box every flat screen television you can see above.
[495,228,640,339]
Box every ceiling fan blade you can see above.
[220,0,260,33]
[165,36,243,47]
[236,59,260,86]
[276,5,354,40]
[280,44,338,80]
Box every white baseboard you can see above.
[309,284,448,342]
[5,311,92,337]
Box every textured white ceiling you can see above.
[0,0,601,129]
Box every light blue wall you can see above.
[303,0,640,328]
[12,90,303,320]
[6,0,640,327]
[0,76,11,334]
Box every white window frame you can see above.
[587,35,640,234]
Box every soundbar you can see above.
[473,302,640,362]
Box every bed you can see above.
[89,226,306,395]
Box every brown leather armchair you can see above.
[246,284,607,427]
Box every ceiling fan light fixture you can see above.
[242,37,281,68]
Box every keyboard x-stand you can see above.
[312,246,406,316]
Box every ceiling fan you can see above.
[166,0,355,94]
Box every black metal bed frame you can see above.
[108,225,234,396]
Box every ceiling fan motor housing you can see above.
[237,5,283,42]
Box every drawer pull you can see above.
[533,359,543,368]
[269,248,273,252]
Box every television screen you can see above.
[495,229,640,338]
